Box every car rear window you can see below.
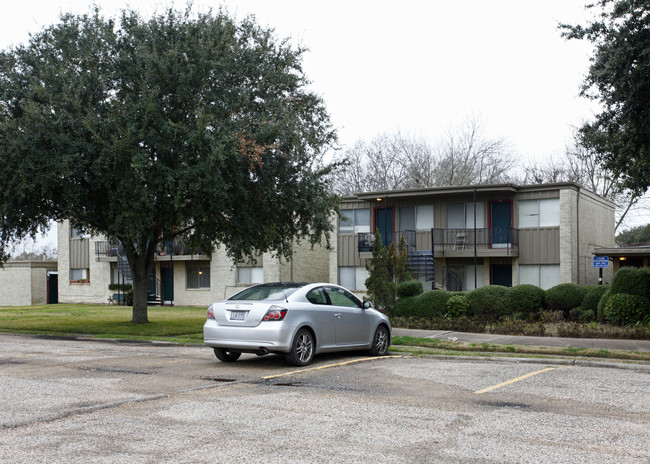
[230,284,302,301]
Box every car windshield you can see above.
[229,284,304,301]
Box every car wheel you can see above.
[368,325,389,356]
[286,328,314,366]
[213,348,241,362]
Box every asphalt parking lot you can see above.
[1,334,649,463]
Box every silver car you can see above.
[203,282,391,366]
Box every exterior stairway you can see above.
[407,249,435,282]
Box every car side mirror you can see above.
[362,300,372,309]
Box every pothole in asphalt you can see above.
[201,377,237,383]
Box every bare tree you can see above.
[331,117,516,195]
[6,237,57,261]
[523,131,642,231]
[434,117,516,186]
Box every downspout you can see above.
[576,187,580,284]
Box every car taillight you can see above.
[207,305,215,320]
[263,305,287,321]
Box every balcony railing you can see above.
[95,239,207,259]
[95,240,120,257]
[432,228,518,253]
[356,228,519,254]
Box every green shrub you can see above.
[108,283,132,291]
[397,280,424,298]
[505,284,545,318]
[545,283,587,317]
[412,290,451,318]
[579,309,595,322]
[393,296,416,317]
[468,285,509,319]
[604,293,650,326]
[446,294,470,319]
[610,267,650,299]
[582,284,610,313]
[597,290,612,322]
[569,307,596,322]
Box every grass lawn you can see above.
[2,304,649,362]
[0,304,206,344]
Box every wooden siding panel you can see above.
[516,191,560,201]
[69,239,90,268]
[416,230,432,251]
[338,235,359,267]
[519,228,560,264]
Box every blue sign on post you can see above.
[593,256,609,268]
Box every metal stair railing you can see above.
[401,230,463,290]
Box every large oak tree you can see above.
[0,8,338,322]
[561,0,650,195]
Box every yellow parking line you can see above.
[262,356,401,380]
[474,366,569,394]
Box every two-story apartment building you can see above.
[57,220,332,306]
[57,182,615,305]
[332,182,616,292]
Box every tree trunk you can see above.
[131,270,149,323]
[128,250,151,324]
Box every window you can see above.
[447,264,484,291]
[519,264,560,289]
[325,287,362,308]
[237,267,263,284]
[186,262,210,289]
[338,266,369,291]
[70,227,89,239]
[447,202,485,228]
[518,198,560,228]
[416,205,434,230]
[399,205,434,231]
[399,207,415,231]
[70,268,89,282]
[339,209,370,233]
[306,288,328,305]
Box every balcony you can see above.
[432,228,518,257]
[355,228,518,257]
[94,239,211,261]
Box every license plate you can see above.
[230,311,247,321]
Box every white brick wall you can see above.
[0,261,56,306]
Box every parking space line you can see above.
[474,366,570,394]
[262,356,402,380]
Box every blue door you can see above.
[161,267,174,303]
[490,201,512,248]
[375,207,393,247]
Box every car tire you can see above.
[368,325,390,356]
[213,348,241,362]
[285,328,314,366]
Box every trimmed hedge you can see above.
[610,267,650,299]
[446,294,470,318]
[468,285,508,319]
[394,290,451,318]
[413,290,452,318]
[397,280,424,298]
[597,289,611,322]
[394,296,415,318]
[545,283,587,317]
[505,284,545,317]
[604,293,650,326]
[582,284,610,313]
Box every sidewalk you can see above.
[391,328,650,353]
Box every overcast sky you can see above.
[2,0,600,159]
[2,1,621,246]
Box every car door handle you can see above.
[334,313,342,319]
